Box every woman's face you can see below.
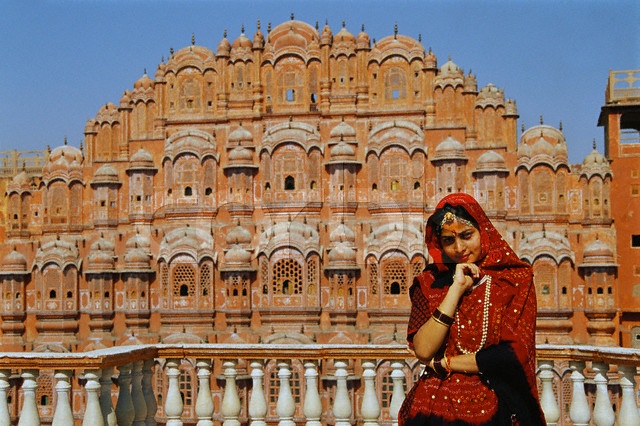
[439,221,482,264]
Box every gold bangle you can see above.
[432,315,449,327]
[442,355,452,375]
[433,308,454,326]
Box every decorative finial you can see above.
[223,29,227,38]
[290,12,294,20]
[143,68,147,75]
[315,21,319,30]
[559,121,563,131]
[342,20,345,28]
[394,22,398,38]
[241,24,245,34]
[191,33,195,45]
[593,139,597,150]
[362,24,365,32]
[521,123,525,133]
[268,22,272,32]
[257,19,261,30]
[169,47,174,55]
[540,115,543,125]
[64,135,67,145]
[418,33,422,42]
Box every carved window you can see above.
[383,259,408,295]
[369,261,379,295]
[200,263,211,297]
[385,67,407,101]
[272,258,303,295]
[173,264,196,297]
[36,373,53,407]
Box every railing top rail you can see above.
[0,344,638,370]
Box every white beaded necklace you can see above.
[455,275,492,355]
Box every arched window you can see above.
[284,176,295,190]
[184,186,193,196]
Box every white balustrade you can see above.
[164,359,184,426]
[361,361,380,426]
[569,361,590,426]
[132,360,148,426]
[142,359,157,426]
[100,366,117,426]
[618,364,640,426]
[388,362,405,426]
[333,361,352,426]
[0,344,638,426]
[592,362,615,426]
[195,359,214,426]
[82,370,103,426]
[221,360,241,426]
[276,362,296,426]
[539,360,560,425]
[303,362,322,426]
[0,370,10,426]
[249,361,267,426]
[18,369,40,426]
[116,363,135,426]
[52,371,74,426]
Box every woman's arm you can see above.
[412,263,480,363]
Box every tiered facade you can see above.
[0,18,621,353]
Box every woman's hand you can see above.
[451,262,481,296]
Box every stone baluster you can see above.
[538,360,560,425]
[333,361,352,426]
[142,359,157,426]
[568,361,590,426]
[276,362,296,426]
[195,359,214,426]
[18,369,40,426]
[52,371,74,426]
[361,361,380,426]
[592,362,615,426]
[388,362,405,426]
[249,361,267,426]
[131,360,148,426]
[221,360,241,426]
[617,365,640,426]
[0,370,11,426]
[164,359,184,426]
[82,370,104,426]
[100,367,117,426]
[303,362,321,426]
[116,363,135,426]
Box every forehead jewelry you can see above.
[440,211,475,228]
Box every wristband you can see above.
[432,308,454,327]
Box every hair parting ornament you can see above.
[439,211,475,230]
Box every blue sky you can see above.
[0,0,638,164]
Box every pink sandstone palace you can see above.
[0,18,639,356]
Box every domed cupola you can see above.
[330,222,356,244]
[579,237,616,268]
[42,142,84,182]
[334,22,355,44]
[231,26,253,61]
[581,141,612,180]
[321,21,333,46]
[356,24,370,50]
[119,90,131,107]
[476,83,505,109]
[226,222,253,246]
[432,136,467,162]
[217,29,231,56]
[326,222,358,269]
[424,47,437,69]
[7,170,32,195]
[517,139,531,159]
[133,71,154,91]
[224,245,252,265]
[473,150,508,175]
[91,164,120,185]
[123,232,152,271]
[86,235,116,272]
[463,71,478,93]
[128,148,156,171]
[228,123,253,145]
[329,120,356,140]
[253,20,265,49]
[155,59,167,81]
[1,248,28,274]
[326,120,360,165]
[434,56,464,90]
[530,132,554,157]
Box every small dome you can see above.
[330,142,356,159]
[275,26,307,50]
[92,164,120,185]
[330,120,356,139]
[225,245,252,264]
[330,223,355,243]
[583,148,607,166]
[334,25,355,44]
[554,141,568,158]
[424,47,437,68]
[475,150,507,173]
[228,124,253,144]
[11,171,30,186]
[133,72,154,90]
[530,135,554,157]
[517,141,531,158]
[2,249,27,271]
[356,26,370,48]
[433,136,467,161]
[231,32,252,51]
[217,34,231,56]
[321,23,333,45]
[439,57,462,77]
[126,233,150,249]
[120,90,131,105]
[253,25,265,49]
[226,224,252,245]
[584,239,614,259]
[228,146,253,162]
[327,243,357,263]
[124,248,151,267]
[129,148,155,170]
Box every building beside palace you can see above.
[0,18,633,354]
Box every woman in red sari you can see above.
[399,193,545,426]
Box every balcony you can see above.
[0,344,638,425]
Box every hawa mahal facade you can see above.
[0,18,637,354]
